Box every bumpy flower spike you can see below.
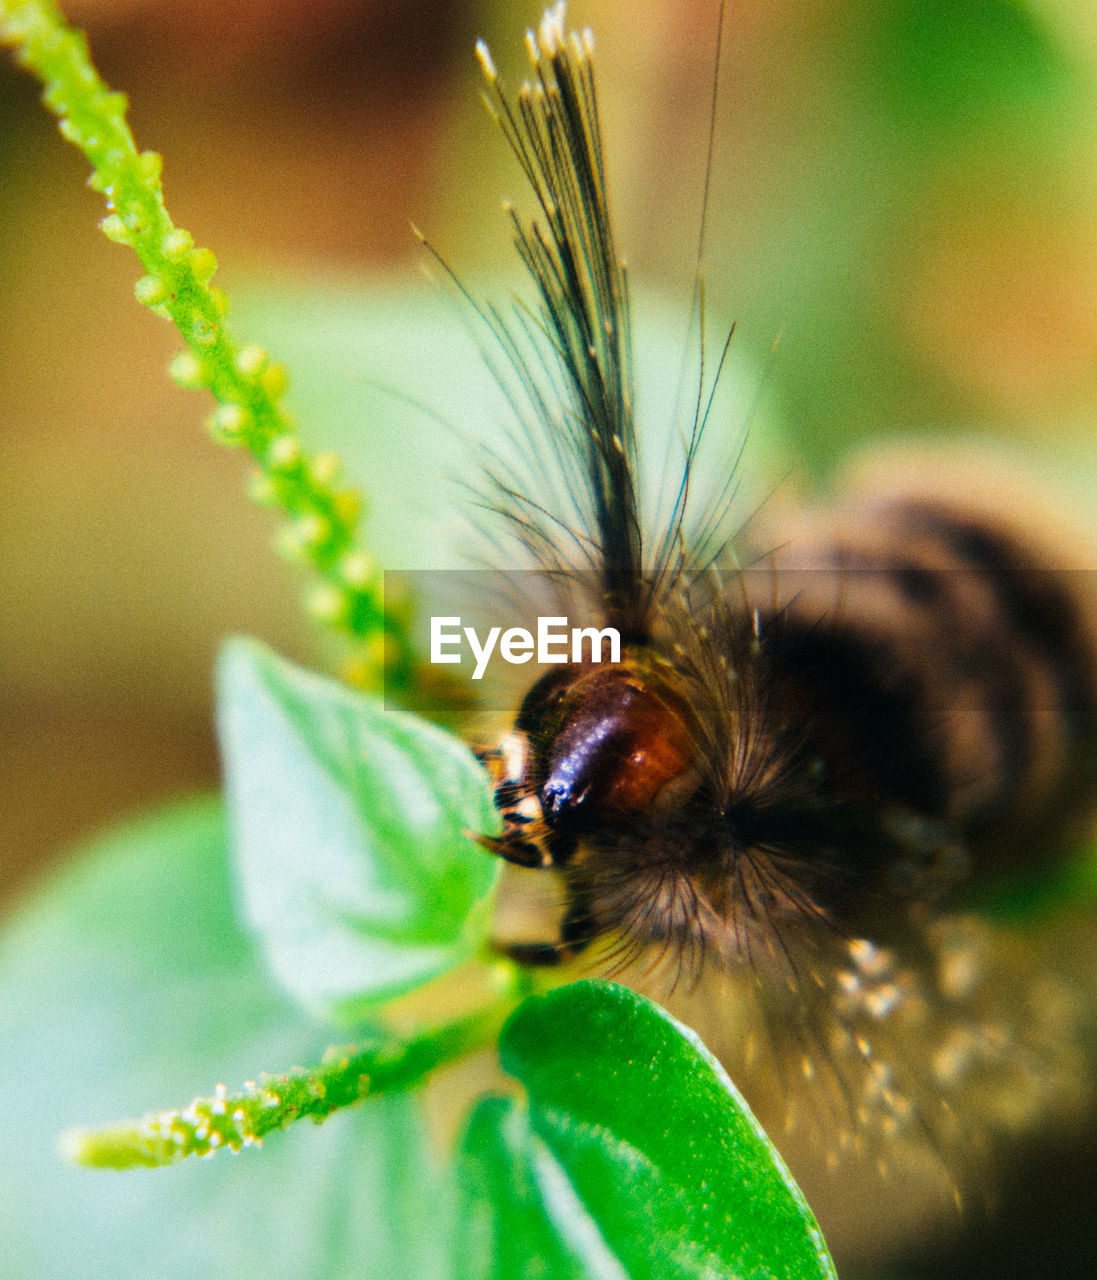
[0,0,410,685]
[61,1003,510,1169]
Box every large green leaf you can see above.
[456,981,836,1280]
[0,798,449,1280]
[216,638,500,1020]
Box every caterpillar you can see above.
[434,4,1097,1266]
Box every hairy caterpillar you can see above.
[431,4,1097,1266]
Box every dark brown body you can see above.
[745,495,1097,888]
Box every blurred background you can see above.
[2,0,1097,1274]
[5,0,1097,903]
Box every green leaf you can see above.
[0,797,450,1280]
[216,637,500,1020]
[456,1096,604,1280]
[456,981,836,1280]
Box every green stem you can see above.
[0,0,411,684]
[61,1000,512,1171]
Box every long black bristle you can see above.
[477,6,646,637]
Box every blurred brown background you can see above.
[2,0,1097,937]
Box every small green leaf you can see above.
[456,980,835,1280]
[0,798,450,1280]
[216,637,500,1020]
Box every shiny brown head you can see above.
[481,652,700,871]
